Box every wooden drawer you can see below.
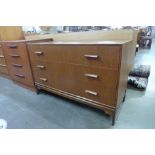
[7,61,34,86]
[9,67,33,86]
[5,55,23,65]
[32,61,118,106]
[28,44,120,69]
[3,42,26,55]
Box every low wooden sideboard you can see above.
[27,40,132,125]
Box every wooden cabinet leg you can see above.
[104,109,116,126]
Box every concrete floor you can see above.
[0,40,155,129]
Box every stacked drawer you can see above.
[0,44,8,74]
[2,42,34,87]
[28,44,121,107]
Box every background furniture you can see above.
[2,41,34,89]
[0,44,8,75]
[27,40,132,125]
[0,26,25,76]
[138,27,152,48]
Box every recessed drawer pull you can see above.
[8,45,18,48]
[85,90,98,96]
[15,74,25,78]
[0,64,7,67]
[12,64,23,67]
[10,54,20,57]
[40,78,47,82]
[84,73,98,79]
[0,55,4,58]
[84,54,99,59]
[34,51,44,55]
[37,65,45,69]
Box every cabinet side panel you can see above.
[116,42,133,106]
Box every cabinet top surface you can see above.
[27,40,132,45]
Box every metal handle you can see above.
[37,65,45,69]
[40,78,47,82]
[0,64,7,67]
[10,54,20,57]
[0,55,4,58]
[85,90,98,96]
[84,73,98,79]
[15,74,25,78]
[34,51,43,55]
[8,45,18,48]
[84,54,99,59]
[12,64,23,67]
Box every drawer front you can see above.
[7,61,33,86]
[5,55,23,65]
[28,44,120,69]
[3,42,26,55]
[8,67,33,86]
[32,61,118,106]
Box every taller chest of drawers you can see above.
[2,41,34,89]
[27,40,132,125]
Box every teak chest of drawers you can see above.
[27,40,132,125]
[2,41,34,89]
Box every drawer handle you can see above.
[85,90,98,96]
[37,65,45,69]
[34,51,44,55]
[0,64,7,67]
[0,55,4,58]
[84,54,99,59]
[12,64,23,67]
[84,73,98,79]
[40,78,47,82]
[15,74,25,78]
[8,45,18,48]
[10,54,20,57]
